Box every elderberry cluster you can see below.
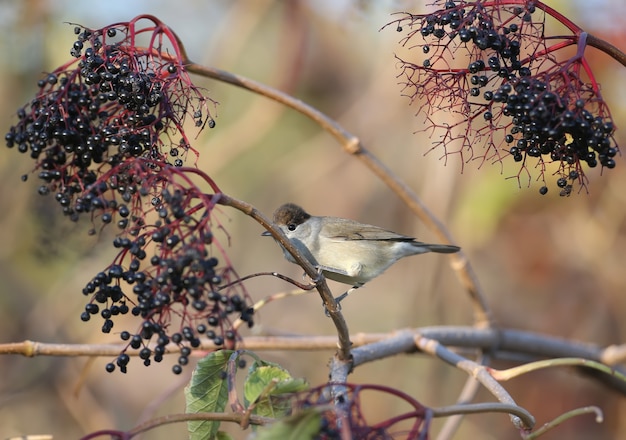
[391,0,619,195]
[499,80,616,196]
[84,243,253,374]
[418,1,531,80]
[4,17,251,374]
[4,22,213,218]
[80,177,253,374]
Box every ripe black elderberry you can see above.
[5,17,216,223]
[387,0,620,195]
[6,16,252,374]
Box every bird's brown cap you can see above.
[272,203,311,226]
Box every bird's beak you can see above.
[261,230,272,237]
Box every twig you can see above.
[414,334,534,431]
[218,271,316,291]
[232,288,310,331]
[128,412,272,439]
[523,406,603,440]
[435,354,488,440]
[491,357,626,383]
[581,34,626,68]
[431,402,533,422]
[79,411,273,439]
[215,194,353,363]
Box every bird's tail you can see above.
[424,243,460,254]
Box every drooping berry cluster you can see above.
[386,1,619,195]
[76,163,253,374]
[4,16,253,373]
[5,16,215,214]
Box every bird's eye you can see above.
[287,223,297,231]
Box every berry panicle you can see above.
[385,0,619,195]
[5,16,252,374]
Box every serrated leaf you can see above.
[185,350,233,440]
[244,365,308,419]
[254,409,321,440]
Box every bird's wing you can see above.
[323,218,414,242]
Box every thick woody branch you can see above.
[3,327,625,392]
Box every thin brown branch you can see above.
[232,288,310,332]
[182,61,493,328]
[215,194,353,363]
[126,412,272,438]
[585,33,626,68]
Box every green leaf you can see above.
[254,409,321,440]
[215,432,234,440]
[244,365,308,419]
[185,350,233,440]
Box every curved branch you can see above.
[120,412,271,440]
[491,357,626,383]
[215,194,353,362]
[524,406,603,440]
[414,334,533,431]
[431,402,533,423]
[181,61,493,328]
[586,33,626,68]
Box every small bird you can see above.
[263,203,460,302]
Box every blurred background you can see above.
[0,0,625,438]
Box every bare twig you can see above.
[126,412,272,438]
[218,271,316,291]
[581,34,626,68]
[431,402,533,422]
[414,334,533,431]
[231,288,309,331]
[491,357,626,383]
[435,354,488,440]
[2,328,622,363]
[523,406,603,440]
[79,412,272,439]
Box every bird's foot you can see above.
[323,286,360,317]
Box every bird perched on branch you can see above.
[263,203,460,302]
